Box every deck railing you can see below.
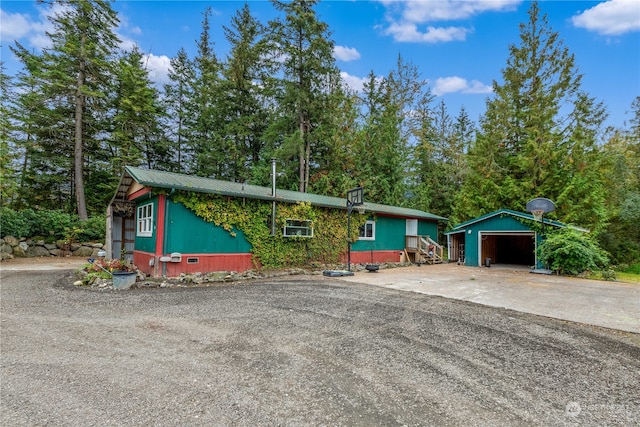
[405,235,443,264]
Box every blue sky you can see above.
[1,1,639,130]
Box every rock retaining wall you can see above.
[0,236,105,261]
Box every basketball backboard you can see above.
[347,187,364,206]
[526,197,555,214]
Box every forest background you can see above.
[0,0,638,266]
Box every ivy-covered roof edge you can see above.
[444,209,589,234]
[117,166,447,222]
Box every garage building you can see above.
[445,209,577,268]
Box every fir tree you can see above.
[452,1,607,230]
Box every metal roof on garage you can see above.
[113,166,447,222]
[444,209,587,234]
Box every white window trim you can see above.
[137,203,153,237]
[283,219,313,238]
[359,220,376,241]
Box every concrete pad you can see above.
[336,264,640,334]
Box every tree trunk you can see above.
[74,34,88,221]
[299,110,305,192]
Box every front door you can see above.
[406,219,418,236]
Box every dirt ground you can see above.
[1,263,639,426]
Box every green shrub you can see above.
[538,228,609,276]
[0,207,31,238]
[621,263,640,275]
[600,268,617,281]
[32,210,76,241]
[0,207,105,242]
[76,215,106,242]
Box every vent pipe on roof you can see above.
[271,158,277,236]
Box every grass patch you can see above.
[616,272,640,284]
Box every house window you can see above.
[137,203,153,237]
[283,219,313,238]
[359,220,375,240]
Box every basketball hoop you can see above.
[526,197,555,224]
[531,209,544,222]
[346,186,365,272]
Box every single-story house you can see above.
[106,167,447,278]
[445,209,585,268]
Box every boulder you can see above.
[90,248,103,257]
[1,243,13,254]
[44,243,58,250]
[4,236,19,247]
[72,246,94,257]
[18,241,29,252]
[12,245,27,257]
[27,246,51,257]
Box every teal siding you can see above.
[352,216,438,251]
[462,214,538,267]
[135,196,158,254]
[418,220,438,239]
[134,197,439,257]
[472,215,531,233]
[164,201,251,254]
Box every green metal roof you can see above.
[117,166,446,221]
[444,209,587,234]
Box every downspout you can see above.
[162,189,174,277]
[271,158,277,236]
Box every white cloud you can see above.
[340,71,367,92]
[432,76,492,96]
[334,45,361,62]
[0,5,58,50]
[0,10,32,40]
[141,53,173,86]
[572,0,640,36]
[385,23,470,43]
[379,0,520,43]
[398,0,521,23]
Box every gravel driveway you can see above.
[1,268,639,426]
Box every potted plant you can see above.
[86,258,138,289]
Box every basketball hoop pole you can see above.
[347,200,353,271]
[346,187,364,272]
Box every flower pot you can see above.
[112,271,137,290]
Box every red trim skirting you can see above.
[135,249,402,278]
[134,251,255,278]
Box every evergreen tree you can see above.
[411,101,472,218]
[268,0,341,192]
[356,72,406,205]
[452,1,607,230]
[357,57,432,207]
[598,97,640,263]
[9,42,74,211]
[189,7,224,178]
[0,65,18,207]
[219,3,272,183]
[164,48,196,173]
[307,80,361,197]
[111,47,167,173]
[32,0,120,218]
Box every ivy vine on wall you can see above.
[172,192,367,269]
